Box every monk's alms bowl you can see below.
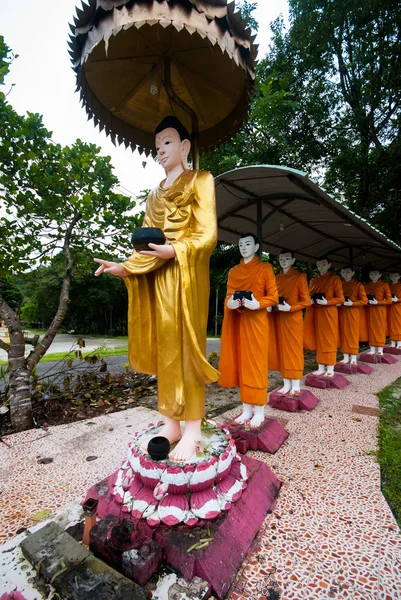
[147,436,170,461]
[311,292,326,301]
[233,290,252,302]
[131,227,165,252]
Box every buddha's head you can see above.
[389,272,400,284]
[316,257,331,276]
[239,233,259,263]
[341,266,354,282]
[279,249,295,273]
[155,116,191,173]
[369,269,381,284]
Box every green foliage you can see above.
[377,378,401,526]
[237,1,258,31]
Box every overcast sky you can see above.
[0,1,289,201]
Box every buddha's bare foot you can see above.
[140,419,181,453]
[169,433,197,463]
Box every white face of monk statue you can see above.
[155,127,190,173]
[316,259,331,275]
[341,267,355,282]
[369,270,381,283]
[390,272,400,284]
[279,252,295,274]
[239,235,259,264]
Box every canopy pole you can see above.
[349,247,353,269]
[163,57,200,169]
[257,198,262,257]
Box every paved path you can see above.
[0,356,400,599]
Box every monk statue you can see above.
[94,116,219,462]
[218,234,278,428]
[304,257,345,377]
[388,272,401,349]
[268,250,310,396]
[338,266,368,364]
[364,269,392,355]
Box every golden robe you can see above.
[304,273,344,365]
[388,283,401,341]
[269,268,310,379]
[338,279,368,354]
[123,170,218,421]
[363,280,392,346]
[218,257,278,406]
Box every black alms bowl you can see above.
[131,227,166,252]
[147,436,170,461]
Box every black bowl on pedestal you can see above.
[131,227,165,252]
[147,436,170,461]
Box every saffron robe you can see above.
[269,268,310,379]
[123,169,219,421]
[218,257,278,406]
[304,273,344,365]
[363,280,392,347]
[338,279,368,355]
[388,283,401,341]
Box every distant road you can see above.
[0,335,221,383]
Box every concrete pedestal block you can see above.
[226,417,289,454]
[383,346,401,355]
[356,362,373,374]
[305,372,351,389]
[359,352,398,364]
[334,362,358,375]
[269,389,320,412]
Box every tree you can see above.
[0,37,140,430]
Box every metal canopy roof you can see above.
[215,165,401,272]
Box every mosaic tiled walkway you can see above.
[1,361,401,599]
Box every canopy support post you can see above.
[349,247,353,269]
[163,57,200,169]
[257,198,262,257]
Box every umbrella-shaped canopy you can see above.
[215,165,401,272]
[69,0,258,159]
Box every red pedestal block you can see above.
[383,346,401,355]
[305,372,351,389]
[269,389,320,412]
[90,515,162,586]
[334,362,358,375]
[226,417,289,454]
[234,436,249,454]
[154,455,281,599]
[269,390,298,412]
[359,352,398,364]
[356,362,373,374]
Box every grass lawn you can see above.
[0,345,128,365]
[377,377,401,527]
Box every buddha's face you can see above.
[390,272,400,284]
[316,259,330,275]
[369,270,381,283]
[155,127,189,172]
[239,236,259,260]
[341,268,354,282]
[279,252,295,271]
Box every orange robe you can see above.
[218,257,278,405]
[304,273,344,365]
[338,279,368,354]
[269,268,310,379]
[388,283,401,341]
[364,280,392,346]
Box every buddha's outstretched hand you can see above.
[94,259,129,277]
[227,295,241,310]
[243,294,260,310]
[140,243,176,259]
[278,301,291,312]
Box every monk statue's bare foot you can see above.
[313,365,325,376]
[140,418,181,453]
[278,379,291,395]
[249,405,265,429]
[169,419,201,463]
[234,403,252,424]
